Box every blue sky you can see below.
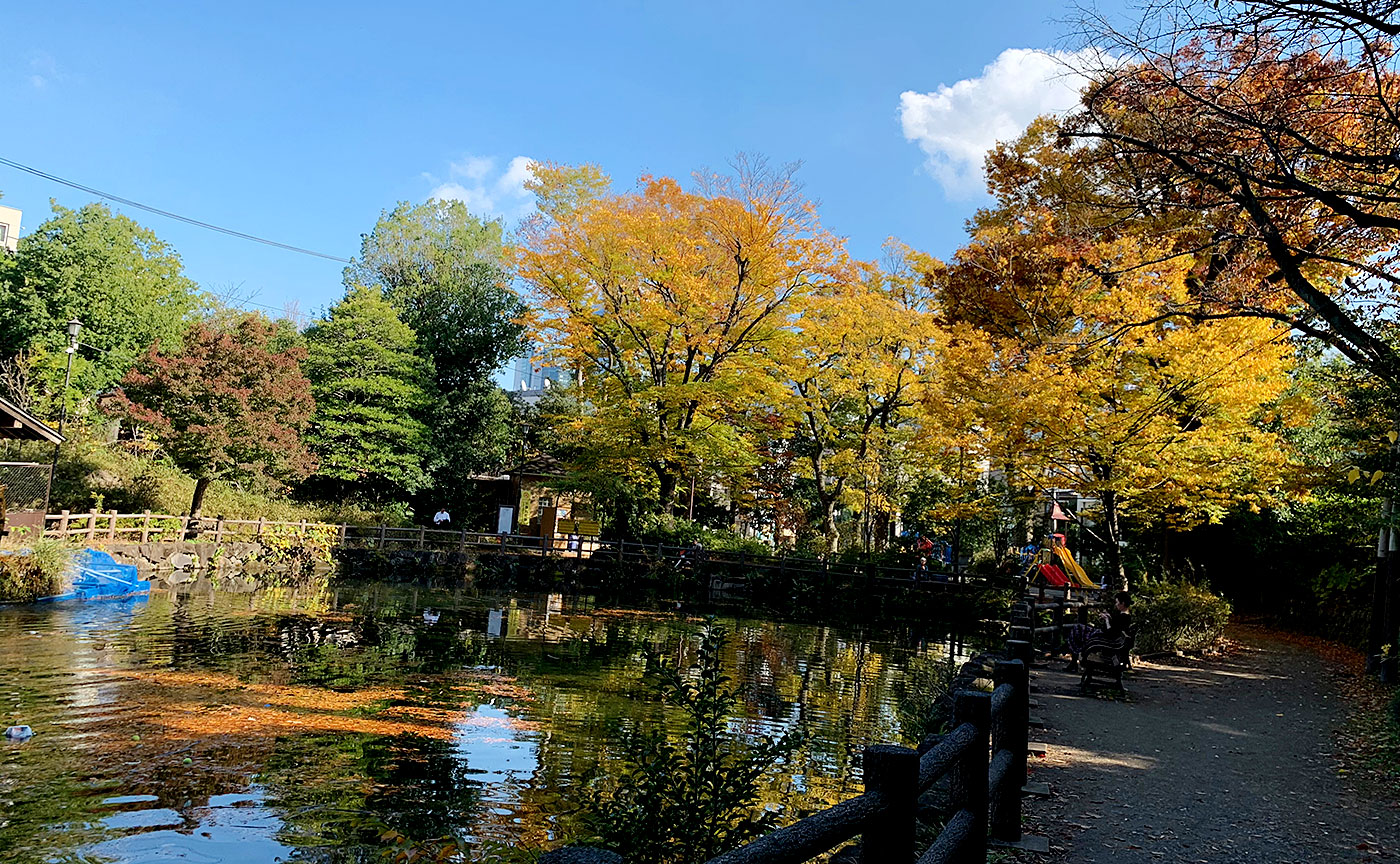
[1,1,1117,319]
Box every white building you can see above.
[0,205,20,253]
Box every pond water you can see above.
[0,581,982,863]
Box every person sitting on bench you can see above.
[1065,591,1131,673]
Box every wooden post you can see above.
[459,528,467,552]
[214,517,225,545]
[378,524,388,550]
[139,510,152,543]
[256,516,266,539]
[417,526,426,549]
[58,510,70,537]
[339,524,348,546]
[297,519,308,540]
[860,744,918,863]
[950,691,990,864]
[86,509,98,543]
[1007,639,1033,670]
[990,660,1029,841]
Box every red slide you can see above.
[1037,563,1069,587]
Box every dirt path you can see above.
[1021,627,1399,863]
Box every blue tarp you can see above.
[38,548,150,602]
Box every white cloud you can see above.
[26,51,63,90]
[899,48,1107,198]
[426,153,538,223]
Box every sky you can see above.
[0,1,1123,320]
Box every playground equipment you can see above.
[1019,534,1098,589]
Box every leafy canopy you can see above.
[103,315,315,515]
[0,202,203,398]
[302,284,435,504]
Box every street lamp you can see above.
[57,318,81,437]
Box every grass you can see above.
[5,431,404,526]
[0,535,76,602]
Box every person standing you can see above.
[433,508,451,526]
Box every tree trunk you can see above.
[820,498,840,554]
[1102,489,1127,590]
[189,476,211,519]
[1366,499,1390,673]
[186,476,212,540]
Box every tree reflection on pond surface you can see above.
[0,581,979,862]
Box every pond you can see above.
[0,580,984,863]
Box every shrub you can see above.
[1134,580,1232,655]
[583,624,798,863]
[0,537,75,602]
[632,514,772,557]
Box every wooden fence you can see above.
[40,509,980,590]
[546,638,1035,864]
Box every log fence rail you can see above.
[39,509,982,588]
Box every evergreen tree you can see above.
[346,200,528,505]
[302,285,434,504]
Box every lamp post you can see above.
[57,318,81,437]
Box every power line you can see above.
[0,155,351,263]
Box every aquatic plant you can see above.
[583,623,799,864]
[0,536,75,602]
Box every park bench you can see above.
[1080,628,1135,690]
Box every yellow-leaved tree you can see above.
[517,159,854,512]
[780,244,943,552]
[927,124,1298,584]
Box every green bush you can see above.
[1134,580,1232,655]
[632,514,772,557]
[583,624,798,863]
[0,538,75,602]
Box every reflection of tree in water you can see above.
[260,732,483,861]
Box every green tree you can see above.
[346,200,528,506]
[0,202,203,402]
[302,284,434,504]
[102,315,315,517]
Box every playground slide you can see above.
[1037,563,1069,587]
[1050,545,1098,589]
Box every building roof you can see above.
[0,396,64,443]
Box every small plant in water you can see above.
[582,623,799,864]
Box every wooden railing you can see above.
[548,639,1035,864]
[1009,597,1092,657]
[40,510,982,589]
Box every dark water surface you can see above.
[0,581,978,862]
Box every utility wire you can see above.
[0,155,351,263]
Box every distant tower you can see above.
[0,205,20,253]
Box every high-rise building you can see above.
[0,205,20,253]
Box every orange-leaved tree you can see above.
[926,125,1298,584]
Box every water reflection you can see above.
[0,582,978,862]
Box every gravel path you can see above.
[1021,628,1400,863]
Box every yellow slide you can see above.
[1050,544,1098,589]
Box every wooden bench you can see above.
[1080,630,1134,690]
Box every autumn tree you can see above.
[0,202,203,402]
[103,315,315,517]
[782,245,941,552]
[927,124,1298,584]
[302,285,434,504]
[517,159,854,512]
[1065,1,1400,391]
[346,200,527,499]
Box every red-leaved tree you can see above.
[104,316,316,517]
